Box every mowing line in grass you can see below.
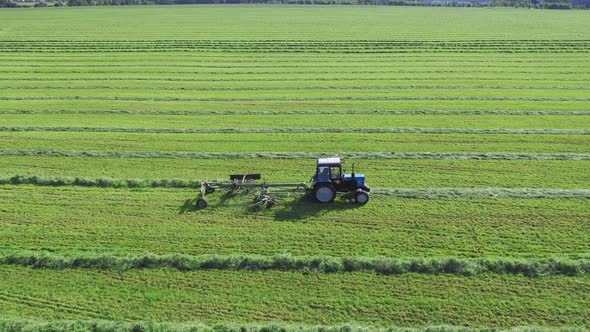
[0,267,588,325]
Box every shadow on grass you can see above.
[179,198,197,214]
[179,192,362,220]
[272,194,362,221]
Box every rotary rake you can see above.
[196,173,308,210]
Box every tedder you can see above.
[196,157,370,209]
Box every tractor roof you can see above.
[317,157,341,166]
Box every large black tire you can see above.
[313,183,337,203]
[196,198,208,209]
[354,190,369,205]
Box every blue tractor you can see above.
[311,157,370,204]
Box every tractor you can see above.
[195,157,370,209]
[311,157,370,204]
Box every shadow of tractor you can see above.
[180,191,362,220]
[272,194,362,221]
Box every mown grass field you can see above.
[0,5,589,331]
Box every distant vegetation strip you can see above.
[2,150,588,160]
[0,252,588,277]
[2,127,587,135]
[1,110,588,115]
[1,321,587,332]
[2,175,589,199]
[3,96,590,102]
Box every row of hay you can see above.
[0,109,587,115]
[1,127,587,135]
[3,174,590,198]
[1,149,588,160]
[1,320,586,332]
[1,252,588,277]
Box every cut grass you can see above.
[1,157,587,189]
[1,113,588,129]
[1,6,590,329]
[2,174,590,199]
[0,186,588,258]
[1,6,590,41]
[0,266,588,326]
[1,132,588,154]
[2,99,589,112]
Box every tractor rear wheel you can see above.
[196,198,208,209]
[313,183,336,203]
[354,190,369,205]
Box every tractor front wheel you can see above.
[354,190,369,205]
[313,183,336,203]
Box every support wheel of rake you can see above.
[354,190,369,205]
[205,186,215,194]
[196,198,208,210]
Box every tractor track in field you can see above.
[0,290,104,319]
[0,127,587,135]
[1,149,588,160]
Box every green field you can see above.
[0,5,589,331]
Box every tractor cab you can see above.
[311,157,370,204]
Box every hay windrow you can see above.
[1,149,588,160]
[0,127,587,135]
[0,320,587,332]
[0,252,588,277]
